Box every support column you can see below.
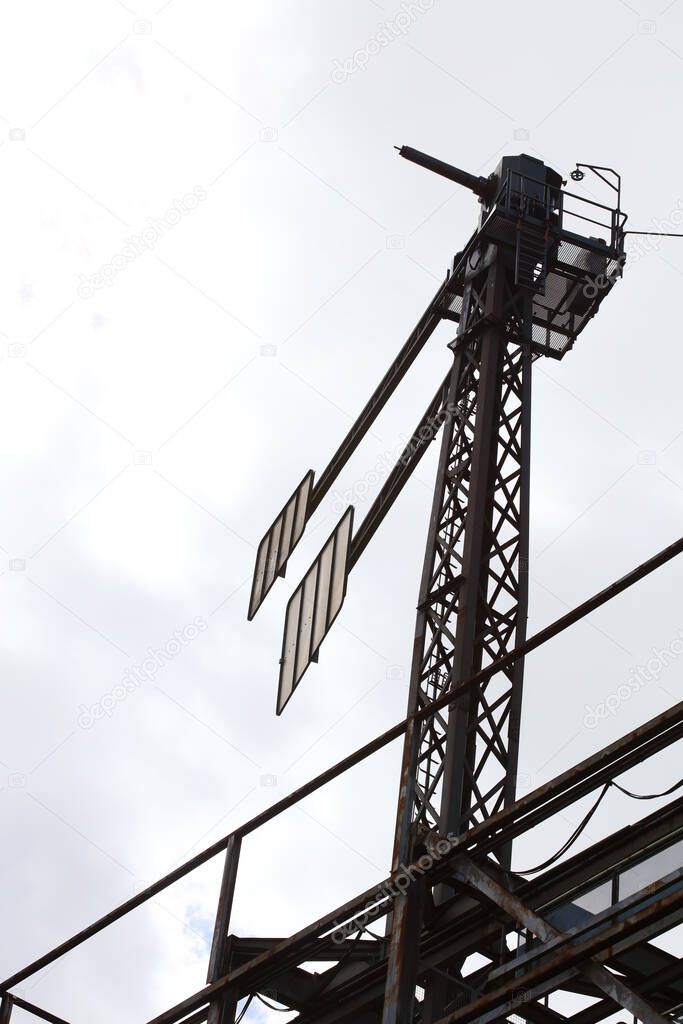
[207,834,242,1024]
[383,242,533,1023]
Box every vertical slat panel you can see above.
[278,588,303,713]
[327,514,353,624]
[248,470,314,620]
[310,542,334,652]
[277,497,297,573]
[277,508,354,714]
[292,472,313,543]
[295,567,318,684]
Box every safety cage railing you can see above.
[490,168,626,254]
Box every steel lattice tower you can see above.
[243,148,627,1023]
[400,253,531,844]
[389,224,534,1024]
[20,152,683,1024]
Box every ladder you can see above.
[515,226,548,292]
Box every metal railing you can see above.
[1,539,683,1022]
[493,169,625,252]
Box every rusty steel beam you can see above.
[4,536,683,1002]
[285,818,683,1024]
[459,870,683,993]
[431,876,683,1024]
[206,834,241,1024]
[568,955,683,1024]
[265,799,683,1022]
[141,848,683,1024]
[514,796,683,917]
[381,876,425,1024]
[349,372,451,570]
[450,853,670,1024]
[10,996,75,1024]
[142,879,397,1024]
[309,277,451,514]
[239,802,683,1024]
[5,671,683,1001]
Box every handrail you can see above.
[2,535,683,994]
[492,169,623,250]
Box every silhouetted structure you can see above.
[4,152,683,1024]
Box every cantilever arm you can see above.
[248,277,450,619]
[349,371,451,569]
[277,374,452,714]
[396,146,495,202]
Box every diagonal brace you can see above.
[349,371,451,570]
[449,852,670,1024]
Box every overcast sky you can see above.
[2,1,683,1021]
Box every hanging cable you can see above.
[611,777,683,800]
[624,230,683,238]
[514,783,610,875]
[235,994,254,1023]
[514,776,683,876]
[255,993,292,1012]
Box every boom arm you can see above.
[248,276,451,619]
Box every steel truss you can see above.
[3,538,683,1024]
[4,155,680,1024]
[403,251,532,846]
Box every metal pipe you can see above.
[396,146,495,202]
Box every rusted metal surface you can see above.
[251,813,683,1024]
[1,541,682,1020]
[432,876,683,1024]
[5,689,683,1007]
[206,834,241,1024]
[568,956,683,1024]
[143,877,398,1024]
[450,853,670,1024]
[141,835,683,1024]
[381,879,424,1024]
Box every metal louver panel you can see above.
[277,507,354,714]
[248,470,314,620]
